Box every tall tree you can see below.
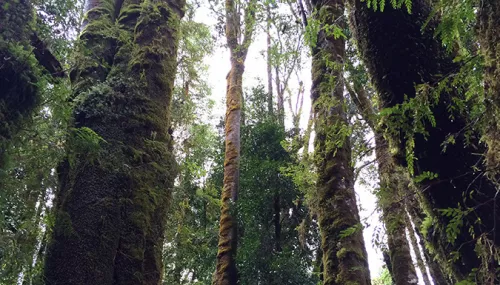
[349,0,499,280]
[345,81,418,284]
[310,0,371,284]
[478,0,500,180]
[44,0,185,283]
[213,0,257,283]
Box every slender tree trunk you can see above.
[405,211,431,285]
[213,1,256,284]
[374,134,418,285]
[266,4,274,115]
[348,0,499,279]
[214,59,243,285]
[273,194,282,252]
[275,67,285,125]
[44,0,185,283]
[479,0,500,180]
[406,196,449,285]
[311,0,371,284]
[346,83,418,284]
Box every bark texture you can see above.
[213,0,256,284]
[44,0,185,284]
[348,0,500,279]
[311,0,371,284]
[406,196,449,285]
[479,0,500,179]
[405,211,431,285]
[347,83,418,285]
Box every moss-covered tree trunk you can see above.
[43,0,185,283]
[213,0,256,284]
[346,83,418,284]
[406,196,449,285]
[479,0,500,180]
[311,0,371,284]
[404,211,431,285]
[348,0,500,279]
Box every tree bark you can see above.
[405,211,431,285]
[348,0,500,279]
[479,0,500,181]
[311,0,371,284]
[346,83,418,284]
[44,0,185,284]
[406,196,449,285]
[266,4,274,115]
[213,0,257,284]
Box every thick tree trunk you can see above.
[479,0,500,180]
[44,0,185,284]
[213,0,256,284]
[311,0,371,284]
[348,0,500,279]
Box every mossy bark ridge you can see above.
[44,0,185,284]
[347,80,418,285]
[311,0,371,284]
[348,0,499,279]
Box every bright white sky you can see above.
[194,2,431,283]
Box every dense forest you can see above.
[0,0,499,283]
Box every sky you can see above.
[194,2,432,283]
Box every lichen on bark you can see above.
[44,0,185,284]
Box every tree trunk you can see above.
[266,4,274,115]
[479,0,500,180]
[348,0,499,279]
[405,211,431,285]
[374,134,418,285]
[275,67,285,125]
[406,196,449,285]
[213,0,256,284]
[346,83,418,284]
[311,0,371,284]
[44,0,185,284]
